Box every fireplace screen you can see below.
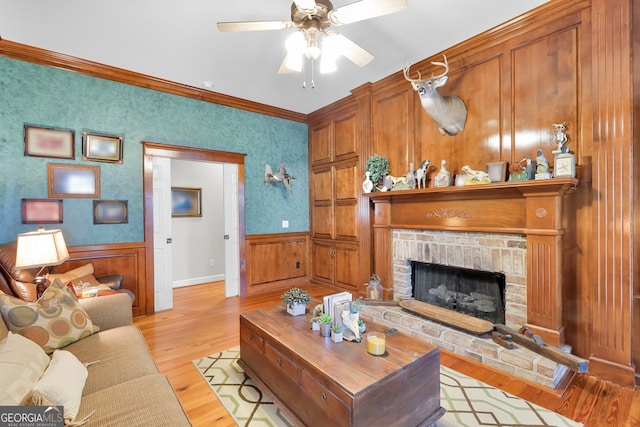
[411,261,506,325]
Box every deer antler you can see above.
[403,63,423,83]
[430,54,450,79]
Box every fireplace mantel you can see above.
[366,178,579,347]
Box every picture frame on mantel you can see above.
[24,124,75,160]
[82,131,123,163]
[48,163,100,198]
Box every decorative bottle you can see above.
[362,171,374,193]
[366,274,383,300]
[433,160,451,187]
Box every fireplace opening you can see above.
[411,261,506,325]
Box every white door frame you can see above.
[143,142,246,314]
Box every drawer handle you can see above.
[277,358,282,366]
[321,392,327,401]
[248,334,253,340]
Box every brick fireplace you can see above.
[363,179,579,389]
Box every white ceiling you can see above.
[0,0,548,115]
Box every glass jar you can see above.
[366,274,383,300]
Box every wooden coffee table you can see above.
[239,302,444,427]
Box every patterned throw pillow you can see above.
[0,279,99,353]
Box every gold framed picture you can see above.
[93,200,128,224]
[82,131,123,163]
[21,199,63,224]
[171,187,202,217]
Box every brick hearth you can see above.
[362,229,569,389]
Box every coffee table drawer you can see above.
[299,369,351,425]
[240,323,264,353]
[264,341,297,383]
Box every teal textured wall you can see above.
[0,57,309,245]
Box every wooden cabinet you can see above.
[309,101,367,293]
[239,303,444,427]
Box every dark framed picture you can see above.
[21,199,63,224]
[82,131,123,163]
[48,163,100,198]
[171,187,202,217]
[24,125,75,159]
[93,200,128,224]
[485,161,508,182]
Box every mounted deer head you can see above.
[404,55,468,136]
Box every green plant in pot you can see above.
[281,287,311,316]
[331,324,343,343]
[319,313,332,337]
[365,154,390,186]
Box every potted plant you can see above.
[365,154,390,187]
[331,325,343,343]
[319,313,332,337]
[350,298,365,322]
[358,319,366,334]
[281,287,311,316]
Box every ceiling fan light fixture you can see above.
[285,31,306,55]
[294,0,317,12]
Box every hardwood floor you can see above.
[134,282,640,427]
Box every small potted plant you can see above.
[281,287,311,316]
[365,154,390,187]
[358,319,366,334]
[319,313,332,337]
[331,325,343,343]
[350,298,365,322]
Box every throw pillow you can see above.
[0,279,99,353]
[0,331,50,405]
[48,263,95,284]
[31,350,88,423]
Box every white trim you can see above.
[173,274,225,288]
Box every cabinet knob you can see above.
[248,334,253,340]
[321,392,327,401]
[277,358,282,366]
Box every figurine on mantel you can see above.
[460,165,491,185]
[535,149,551,180]
[552,122,568,154]
[433,160,451,187]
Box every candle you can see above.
[367,332,386,355]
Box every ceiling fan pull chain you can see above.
[311,59,316,89]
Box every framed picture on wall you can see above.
[93,200,128,224]
[485,161,508,182]
[24,125,75,159]
[21,199,63,224]
[48,163,100,198]
[82,131,124,163]
[171,187,202,217]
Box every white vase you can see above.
[286,302,306,316]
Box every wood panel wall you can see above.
[60,242,147,317]
[245,232,310,295]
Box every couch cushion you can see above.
[65,324,159,396]
[0,241,39,299]
[77,374,191,427]
[0,279,99,353]
[0,332,50,405]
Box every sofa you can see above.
[0,239,192,426]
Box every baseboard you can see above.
[173,274,225,288]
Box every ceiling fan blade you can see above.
[329,0,407,25]
[217,20,294,32]
[332,33,374,67]
[278,52,302,74]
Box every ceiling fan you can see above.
[217,0,407,75]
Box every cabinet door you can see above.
[312,241,334,285]
[310,122,332,165]
[334,243,360,291]
[334,160,358,240]
[334,112,357,160]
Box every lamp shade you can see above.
[15,228,69,269]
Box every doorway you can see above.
[143,142,246,314]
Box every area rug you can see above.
[193,348,582,427]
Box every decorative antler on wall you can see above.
[404,54,468,136]
[264,163,295,194]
